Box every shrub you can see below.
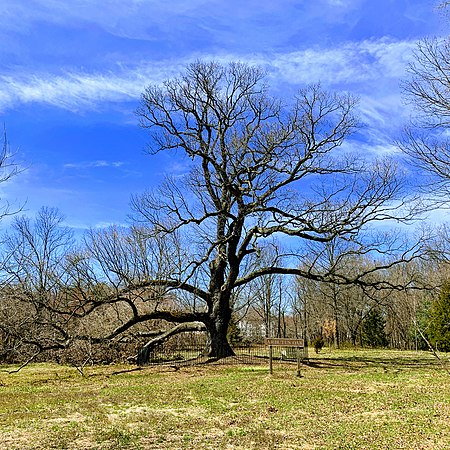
[312,336,324,353]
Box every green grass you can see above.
[0,348,449,449]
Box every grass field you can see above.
[0,348,449,449]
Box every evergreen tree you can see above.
[362,309,388,348]
[427,284,450,352]
[412,296,432,351]
[226,315,243,346]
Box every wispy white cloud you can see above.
[0,56,195,112]
[91,220,129,230]
[0,38,417,115]
[267,38,416,87]
[0,0,283,40]
[324,0,361,9]
[64,160,124,169]
[0,1,304,34]
[341,139,400,158]
[0,72,143,112]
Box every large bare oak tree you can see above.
[107,61,417,359]
[1,62,422,364]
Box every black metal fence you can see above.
[143,332,309,367]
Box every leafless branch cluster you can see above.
[400,38,450,202]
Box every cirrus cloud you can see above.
[0,38,418,115]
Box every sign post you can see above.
[269,345,273,375]
[264,338,305,377]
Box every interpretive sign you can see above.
[264,338,304,347]
[265,338,305,377]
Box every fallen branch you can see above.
[8,350,41,374]
[136,321,206,365]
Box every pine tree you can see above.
[362,309,388,348]
[226,315,243,346]
[427,284,450,352]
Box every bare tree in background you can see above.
[0,208,75,363]
[400,37,450,201]
[0,129,26,362]
[0,129,21,221]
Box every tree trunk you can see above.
[351,331,357,347]
[204,306,235,359]
[334,309,340,349]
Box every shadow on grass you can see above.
[305,352,443,372]
[105,349,447,376]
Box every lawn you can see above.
[0,348,449,449]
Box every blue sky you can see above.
[0,0,446,231]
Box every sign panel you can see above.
[265,338,304,347]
